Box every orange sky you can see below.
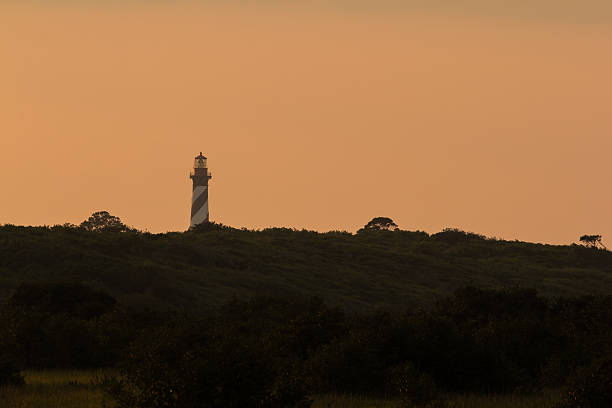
[1,3,611,244]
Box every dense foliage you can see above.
[557,357,612,408]
[1,222,611,406]
[1,282,611,406]
[1,283,126,368]
[104,300,322,408]
[1,223,611,312]
[100,288,611,407]
[0,353,24,387]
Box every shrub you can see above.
[0,353,25,386]
[557,357,612,408]
[431,228,485,244]
[104,320,312,408]
[8,282,116,319]
[4,283,118,368]
[189,221,235,232]
[388,362,443,408]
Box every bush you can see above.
[306,313,394,394]
[557,357,612,408]
[8,282,116,319]
[104,320,312,408]
[189,221,235,232]
[0,353,25,386]
[4,283,118,368]
[388,362,443,408]
[432,228,485,244]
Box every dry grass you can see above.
[0,370,115,408]
[446,390,561,408]
[0,371,562,408]
[312,393,399,407]
[312,390,562,408]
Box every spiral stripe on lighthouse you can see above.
[192,186,207,203]
[190,186,209,227]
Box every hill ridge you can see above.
[1,224,610,311]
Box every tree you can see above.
[579,235,607,250]
[361,217,399,232]
[80,211,133,233]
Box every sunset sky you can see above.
[1,1,611,244]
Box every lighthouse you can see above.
[189,152,212,228]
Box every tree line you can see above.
[1,214,611,314]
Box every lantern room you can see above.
[194,152,207,169]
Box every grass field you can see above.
[0,370,562,408]
[313,391,562,408]
[0,370,111,408]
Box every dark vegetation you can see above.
[1,283,611,407]
[0,354,24,387]
[1,215,611,406]
[1,220,611,312]
[579,234,607,250]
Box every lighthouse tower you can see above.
[189,152,212,228]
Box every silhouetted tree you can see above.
[80,211,133,232]
[579,235,606,250]
[361,217,398,232]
